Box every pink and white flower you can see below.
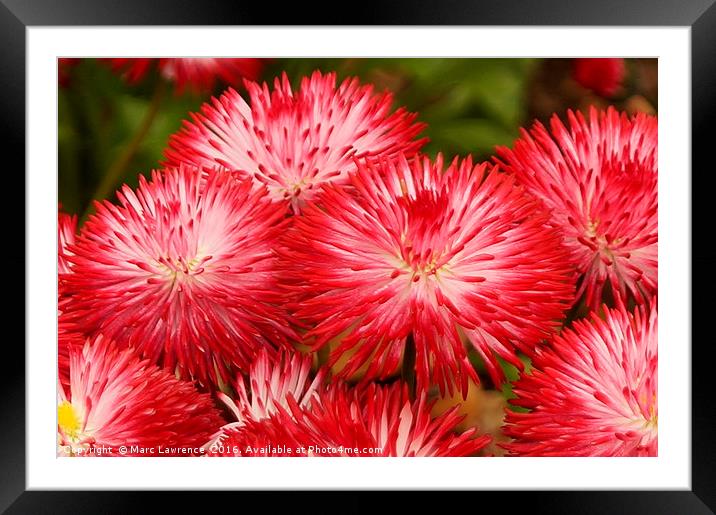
[164,71,427,211]
[61,165,295,388]
[208,382,489,457]
[206,349,325,449]
[58,336,225,456]
[280,154,575,395]
[497,106,657,309]
[503,301,658,456]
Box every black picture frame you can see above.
[2,1,713,512]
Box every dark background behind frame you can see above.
[1,0,713,513]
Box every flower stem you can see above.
[82,79,166,223]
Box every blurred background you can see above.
[58,57,657,455]
[59,57,657,218]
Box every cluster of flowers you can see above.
[57,64,657,457]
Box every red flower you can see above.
[60,166,295,388]
[206,349,326,449]
[58,336,225,456]
[58,210,81,388]
[208,382,489,457]
[57,314,83,390]
[503,301,658,456]
[106,58,264,94]
[58,210,77,275]
[164,71,427,211]
[496,107,657,309]
[573,58,626,97]
[280,154,575,395]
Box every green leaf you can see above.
[464,60,529,128]
[425,118,517,158]
[499,354,532,413]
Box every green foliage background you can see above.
[59,58,537,217]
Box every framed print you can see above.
[3,0,713,512]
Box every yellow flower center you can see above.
[58,401,81,440]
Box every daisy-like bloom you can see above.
[106,58,264,94]
[280,154,575,396]
[58,336,225,456]
[208,382,489,457]
[164,71,427,211]
[205,349,325,449]
[572,58,626,98]
[60,165,295,388]
[503,301,657,456]
[58,210,77,275]
[496,106,657,309]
